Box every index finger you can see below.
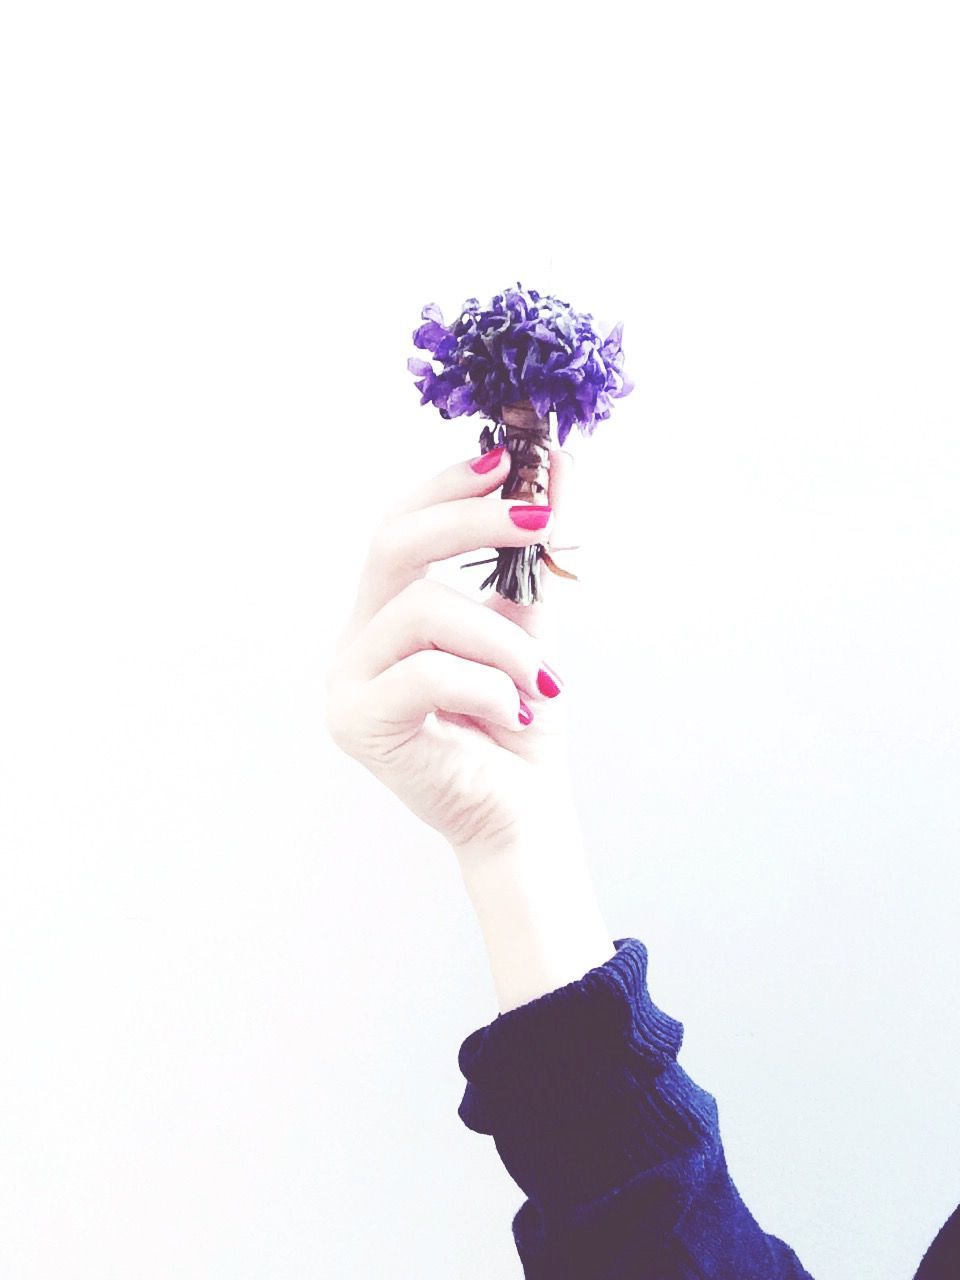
[330,445,515,659]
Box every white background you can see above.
[1,3,958,1277]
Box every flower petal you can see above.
[410,286,632,428]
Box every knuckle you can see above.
[393,648,445,713]
[486,604,542,671]
[366,511,410,566]
[396,574,446,623]
[404,574,440,603]
[474,662,515,720]
[364,517,394,564]
[400,646,431,676]
[488,661,515,695]
[497,667,522,715]
[323,648,346,694]
[322,683,357,750]
[323,623,361,691]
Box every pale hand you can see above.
[323,445,580,862]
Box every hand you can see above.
[323,444,580,860]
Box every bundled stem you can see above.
[476,401,578,604]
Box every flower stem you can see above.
[479,401,553,604]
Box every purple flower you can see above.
[408,282,633,446]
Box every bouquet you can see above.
[408,282,633,604]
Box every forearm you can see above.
[453,819,816,1279]
[454,915,817,1279]
[453,812,615,1015]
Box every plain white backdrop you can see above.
[1,3,958,1277]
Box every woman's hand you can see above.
[323,444,580,861]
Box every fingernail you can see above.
[509,504,552,531]
[518,699,534,725]
[470,445,506,474]
[536,664,563,699]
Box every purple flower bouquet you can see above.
[409,282,633,604]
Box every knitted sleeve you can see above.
[457,937,815,1279]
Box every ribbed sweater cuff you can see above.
[458,937,700,1138]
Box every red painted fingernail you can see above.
[509,504,552,530]
[470,445,506,474]
[518,699,534,725]
[536,664,563,698]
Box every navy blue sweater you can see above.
[457,937,959,1278]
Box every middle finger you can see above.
[331,576,557,703]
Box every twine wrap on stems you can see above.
[476,400,578,604]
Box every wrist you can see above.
[453,817,614,1015]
